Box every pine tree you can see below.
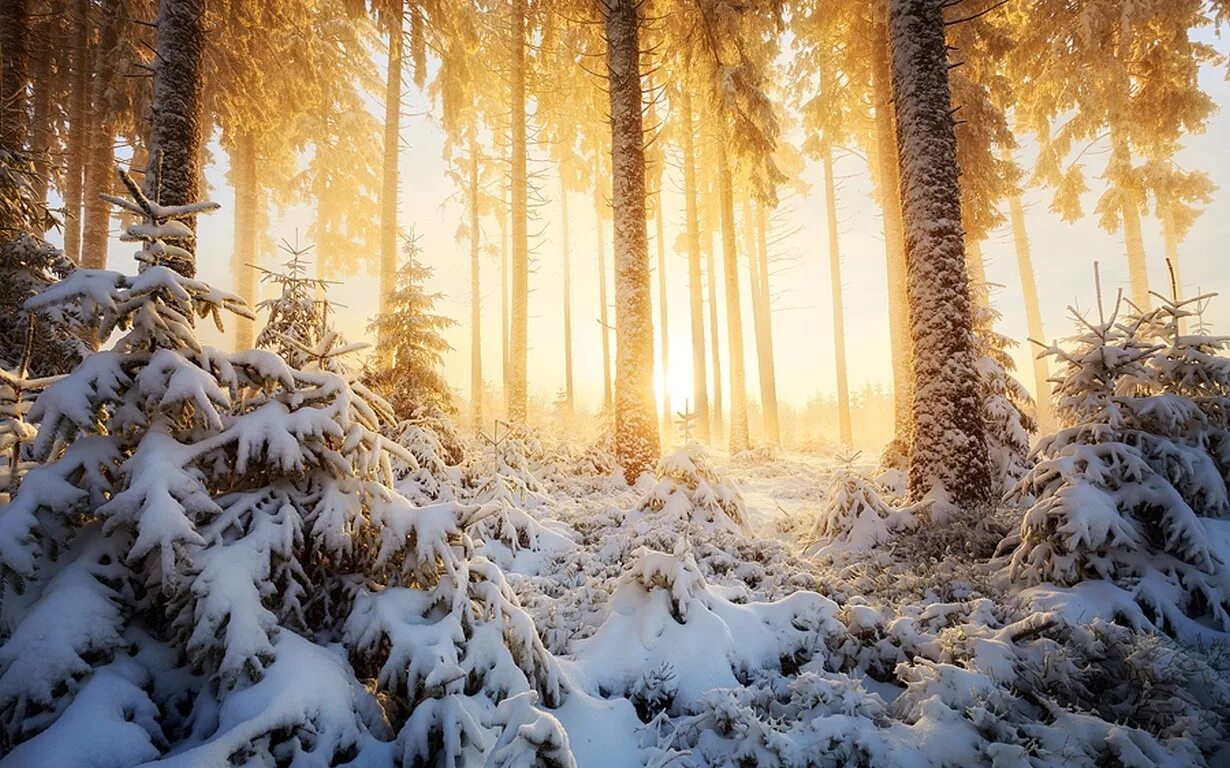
[0,170,567,765]
[366,231,458,419]
[972,293,1037,496]
[887,0,993,510]
[1006,291,1230,635]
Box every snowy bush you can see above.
[972,298,1037,495]
[803,460,917,558]
[0,175,570,765]
[1004,293,1230,636]
[637,446,749,534]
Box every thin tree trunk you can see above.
[378,4,403,354]
[560,174,574,420]
[28,26,53,216]
[705,216,723,442]
[64,0,91,263]
[822,145,853,445]
[655,191,671,444]
[717,143,749,453]
[871,10,912,452]
[470,131,483,430]
[605,0,659,482]
[231,132,257,349]
[0,0,30,237]
[595,155,612,409]
[1160,203,1182,300]
[749,197,779,444]
[888,0,992,509]
[500,152,510,411]
[1005,177,1054,433]
[680,92,710,442]
[1113,130,1150,310]
[966,238,988,305]
[507,0,529,423]
[81,0,120,268]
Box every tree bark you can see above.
[595,155,612,409]
[654,191,671,444]
[231,132,257,349]
[0,0,29,154]
[871,11,912,452]
[471,132,484,430]
[64,0,92,263]
[750,197,779,444]
[605,0,659,482]
[378,4,403,354]
[822,145,853,445]
[888,0,992,509]
[27,23,53,216]
[717,143,749,453]
[1005,178,1054,433]
[507,0,529,423]
[560,173,573,421]
[146,0,207,275]
[680,93,710,442]
[81,0,121,268]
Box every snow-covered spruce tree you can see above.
[805,459,917,558]
[888,0,993,510]
[603,0,661,484]
[366,231,458,419]
[0,171,569,766]
[637,446,750,535]
[972,294,1037,496]
[1005,293,1230,635]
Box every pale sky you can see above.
[75,46,1230,420]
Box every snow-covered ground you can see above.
[462,445,1230,768]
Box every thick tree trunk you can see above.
[560,174,574,420]
[1005,180,1054,433]
[0,0,29,152]
[655,193,671,444]
[507,0,529,423]
[471,133,484,430]
[717,144,749,454]
[871,11,913,452]
[231,132,257,349]
[750,197,779,444]
[81,0,120,268]
[605,0,659,482]
[822,145,853,445]
[680,93,710,442]
[595,157,612,409]
[379,4,403,354]
[888,0,992,510]
[64,0,92,263]
[146,0,206,275]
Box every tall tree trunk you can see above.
[680,93,710,442]
[1112,131,1150,310]
[717,144,749,453]
[81,0,120,268]
[749,197,779,444]
[605,0,659,482]
[146,0,206,275]
[471,132,484,430]
[871,11,912,452]
[0,0,29,237]
[231,132,257,348]
[888,0,992,510]
[507,0,529,423]
[379,3,403,353]
[64,0,91,263]
[705,218,723,442]
[1005,178,1054,433]
[822,145,853,445]
[595,156,612,409]
[28,25,53,216]
[500,153,510,412]
[654,192,671,444]
[560,174,574,420]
